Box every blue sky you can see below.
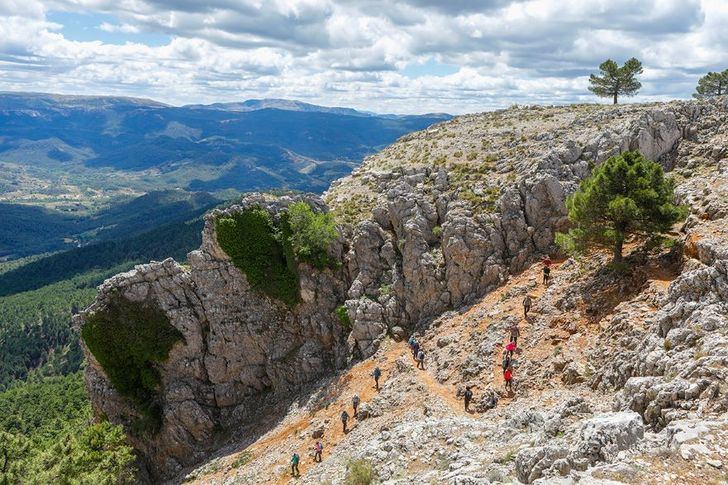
[0,0,726,114]
[47,11,171,46]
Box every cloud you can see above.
[0,0,724,113]
[98,22,140,33]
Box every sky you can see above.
[0,0,727,114]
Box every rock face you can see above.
[81,194,350,479]
[81,97,728,481]
[328,99,720,359]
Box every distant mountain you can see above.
[0,92,450,199]
[185,98,366,116]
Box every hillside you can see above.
[0,92,449,210]
[77,98,727,483]
[0,189,218,259]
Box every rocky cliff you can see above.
[79,97,728,482]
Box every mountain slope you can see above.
[0,92,450,207]
[78,97,728,483]
[0,189,218,259]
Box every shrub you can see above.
[345,459,376,485]
[232,450,252,469]
[336,305,352,329]
[215,207,300,307]
[557,151,686,264]
[81,295,182,435]
[432,225,443,238]
[286,201,339,270]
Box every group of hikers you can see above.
[466,255,551,410]
[408,335,426,369]
[291,255,554,476]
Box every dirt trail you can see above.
[200,336,469,484]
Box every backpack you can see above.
[417,350,425,361]
[373,368,381,378]
[292,453,299,464]
[464,389,473,400]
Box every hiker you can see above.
[502,351,511,372]
[341,409,350,433]
[505,340,516,357]
[412,341,420,359]
[313,441,323,462]
[408,335,417,353]
[542,255,552,285]
[416,349,425,369]
[522,294,532,318]
[372,367,382,390]
[352,394,360,416]
[464,385,474,412]
[509,323,521,346]
[504,364,514,393]
[291,452,300,476]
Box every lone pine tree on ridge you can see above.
[588,58,643,104]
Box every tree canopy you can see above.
[556,151,686,264]
[588,58,643,104]
[693,70,728,98]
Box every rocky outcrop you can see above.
[329,99,723,359]
[80,194,350,479]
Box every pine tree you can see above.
[693,70,728,98]
[556,151,686,264]
[588,58,643,104]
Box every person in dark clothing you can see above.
[522,294,532,318]
[352,394,360,416]
[291,452,300,476]
[464,386,474,412]
[509,323,520,346]
[542,265,551,285]
[341,410,350,433]
[502,351,511,372]
[416,349,425,369]
[372,367,382,390]
[412,341,420,359]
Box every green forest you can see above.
[0,210,211,483]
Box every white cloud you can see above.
[0,0,724,113]
[98,22,140,33]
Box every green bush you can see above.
[81,296,182,435]
[336,305,351,329]
[286,201,339,270]
[345,459,376,485]
[215,207,300,307]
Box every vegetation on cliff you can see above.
[556,150,686,263]
[287,201,339,270]
[215,202,339,306]
[215,207,301,307]
[81,296,182,435]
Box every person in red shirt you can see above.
[504,365,514,393]
[505,341,516,357]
